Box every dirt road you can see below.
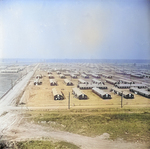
[0,64,38,135]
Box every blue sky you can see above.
[0,0,150,59]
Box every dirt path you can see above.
[3,116,147,149]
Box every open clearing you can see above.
[22,70,150,109]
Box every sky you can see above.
[0,0,150,59]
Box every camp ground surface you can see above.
[26,66,150,108]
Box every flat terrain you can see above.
[22,70,150,109]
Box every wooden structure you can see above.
[59,74,66,78]
[85,72,92,76]
[70,74,77,78]
[57,71,61,74]
[143,74,150,78]
[92,87,111,99]
[119,79,135,84]
[72,87,88,99]
[102,73,112,78]
[52,88,64,100]
[95,72,102,76]
[130,87,150,98]
[73,72,80,76]
[111,87,134,99]
[92,79,104,85]
[106,79,118,85]
[36,74,42,79]
[50,79,57,86]
[48,74,54,79]
[47,71,52,74]
[63,73,70,76]
[1,69,19,73]
[64,79,73,86]
[34,78,42,85]
[130,73,144,78]
[78,84,107,89]
[91,74,100,78]
[116,84,147,89]
[81,74,89,78]
[78,79,88,84]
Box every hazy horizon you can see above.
[0,58,150,64]
[0,0,150,59]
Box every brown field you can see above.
[20,70,150,109]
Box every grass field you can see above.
[16,140,80,149]
[26,107,150,143]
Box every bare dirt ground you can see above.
[1,68,150,149]
[24,70,150,109]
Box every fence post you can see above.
[121,91,123,108]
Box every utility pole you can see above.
[121,91,123,108]
[68,92,70,109]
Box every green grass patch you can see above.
[27,108,150,142]
[16,140,80,149]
